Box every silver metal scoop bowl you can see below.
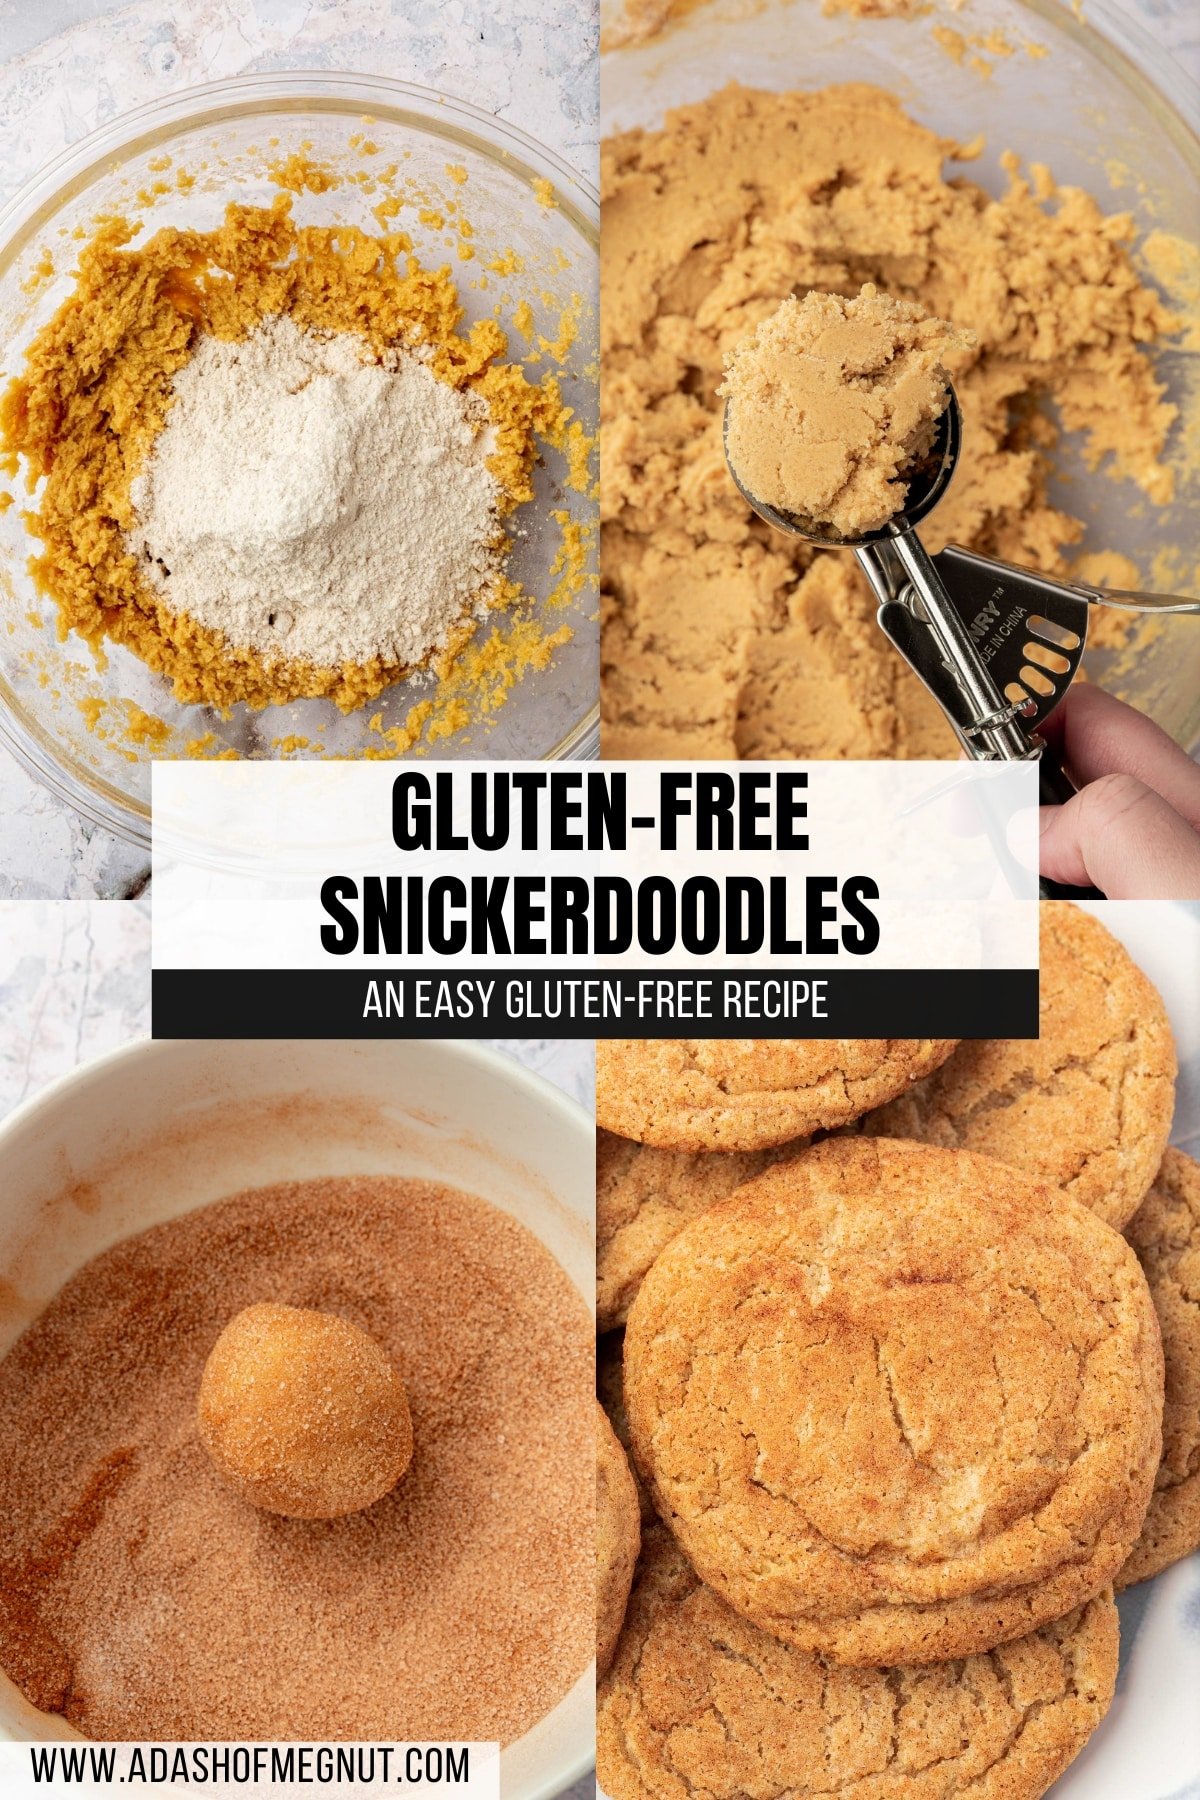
[724,384,1198,896]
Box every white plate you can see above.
[1063,903,1200,1800]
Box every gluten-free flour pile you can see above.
[1,192,590,723]
[127,316,501,671]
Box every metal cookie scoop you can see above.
[724,387,1199,899]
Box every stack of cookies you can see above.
[595,903,1199,1800]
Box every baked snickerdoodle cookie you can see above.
[624,1137,1163,1666]
[596,1039,957,1152]
[597,1401,641,1676]
[864,903,1175,1229]
[597,1130,808,1330]
[1118,1148,1200,1589]
[598,1526,1119,1800]
[598,1331,654,1528]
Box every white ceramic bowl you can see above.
[0,1037,595,1800]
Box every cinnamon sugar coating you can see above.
[197,1302,413,1519]
[0,1175,592,1741]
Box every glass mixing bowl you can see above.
[601,0,1200,758]
[0,72,600,848]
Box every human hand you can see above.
[1031,684,1200,899]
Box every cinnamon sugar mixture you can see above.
[0,1176,593,1742]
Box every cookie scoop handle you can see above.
[1036,748,1104,900]
[1079,586,1200,616]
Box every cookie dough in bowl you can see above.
[600,5,1200,761]
[598,1525,1119,1800]
[623,1136,1163,1666]
[721,285,969,537]
[595,1038,957,1150]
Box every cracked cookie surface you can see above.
[597,1131,809,1329]
[596,1039,957,1152]
[598,1400,642,1677]
[1118,1148,1200,1588]
[864,903,1175,1229]
[598,1524,1119,1800]
[624,1137,1163,1665]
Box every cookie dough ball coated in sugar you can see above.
[198,1303,413,1518]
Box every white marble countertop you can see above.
[0,897,153,1108]
[0,0,1195,897]
[0,895,594,1116]
[1133,0,1200,76]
